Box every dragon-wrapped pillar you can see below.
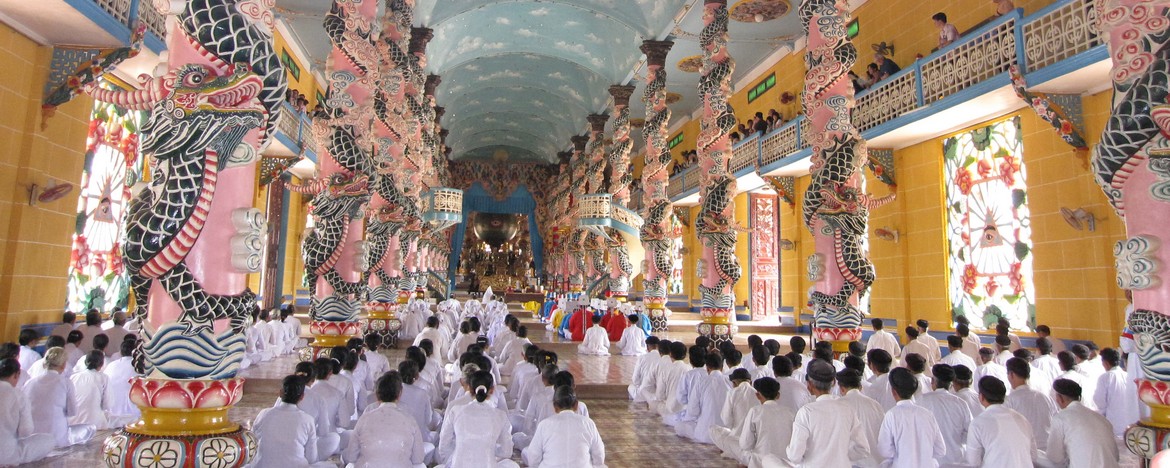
[568,135,590,296]
[800,0,893,352]
[300,0,378,357]
[583,113,610,296]
[87,0,287,465]
[639,39,675,332]
[695,0,740,344]
[607,85,637,301]
[1093,1,1170,461]
[394,28,433,304]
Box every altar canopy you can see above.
[449,183,545,285]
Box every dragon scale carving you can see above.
[640,40,675,330]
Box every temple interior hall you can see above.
[0,0,1164,466]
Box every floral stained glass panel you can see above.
[943,117,1035,331]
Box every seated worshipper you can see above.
[69,351,120,429]
[772,355,813,413]
[522,386,605,468]
[956,322,982,362]
[251,376,333,468]
[739,377,797,468]
[28,336,66,381]
[863,349,896,411]
[637,340,672,406]
[344,371,428,468]
[1094,347,1139,437]
[941,335,977,371]
[677,352,730,443]
[916,364,972,466]
[721,348,745,377]
[616,315,648,356]
[764,339,783,360]
[1057,349,1096,409]
[870,318,903,358]
[101,312,133,355]
[50,312,78,340]
[447,321,478,364]
[516,371,592,450]
[281,307,303,354]
[309,357,354,453]
[398,360,441,445]
[993,333,1014,365]
[662,345,708,427]
[900,327,936,371]
[997,318,1023,351]
[63,330,84,376]
[75,333,109,374]
[512,364,560,441]
[951,364,984,417]
[842,355,871,390]
[451,354,508,411]
[511,346,543,407]
[788,336,812,379]
[916,319,943,363]
[291,362,342,460]
[412,343,446,406]
[400,299,429,341]
[516,351,557,412]
[491,316,519,361]
[332,347,362,419]
[566,301,596,342]
[17,329,41,377]
[628,336,660,400]
[904,353,932,398]
[786,360,872,467]
[877,368,947,467]
[0,358,56,465]
[436,370,518,468]
[23,347,95,448]
[602,309,627,342]
[103,338,140,422]
[974,347,1008,388]
[846,341,873,380]
[268,309,289,355]
[748,345,773,381]
[837,368,884,466]
[363,334,391,382]
[577,314,611,356]
[1035,325,1067,353]
[710,369,760,462]
[1014,348,1052,393]
[1033,337,1063,384]
[1044,378,1121,468]
[965,376,1037,467]
[78,310,103,353]
[650,341,689,415]
[500,326,532,377]
[742,335,764,373]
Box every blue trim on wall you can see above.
[447,183,544,289]
[1024,45,1108,86]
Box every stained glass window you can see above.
[669,213,685,295]
[67,96,145,313]
[943,117,1035,330]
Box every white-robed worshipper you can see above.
[903,353,933,399]
[651,342,689,416]
[916,365,972,466]
[616,314,647,356]
[992,335,1014,366]
[510,347,543,407]
[677,352,729,443]
[1120,291,1144,388]
[915,319,944,364]
[836,368,884,467]
[26,336,65,383]
[1003,357,1058,451]
[769,356,811,415]
[1044,378,1121,468]
[877,368,946,467]
[955,322,982,362]
[49,312,78,340]
[511,364,559,444]
[450,356,508,412]
[862,349,896,411]
[77,311,104,354]
[662,345,708,427]
[412,344,446,408]
[500,327,532,378]
[940,335,977,371]
[17,329,41,377]
[951,364,984,418]
[866,318,901,360]
[308,357,354,456]
[1094,347,1139,438]
[995,320,1023,352]
[62,331,84,377]
[267,310,290,356]
[631,339,659,400]
[291,361,342,459]
[101,311,133,355]
[0,358,55,465]
[281,307,304,354]
[401,299,430,342]
[437,370,519,468]
[448,321,479,364]
[636,340,671,406]
[251,376,333,468]
[398,361,441,447]
[786,360,871,467]
[103,339,140,422]
[709,369,759,462]
[738,377,796,468]
[326,347,359,425]
[900,327,936,371]
[344,371,428,468]
[244,308,274,366]
[522,386,605,468]
[965,376,1037,467]
[491,316,519,360]
[973,348,1008,389]
[23,347,95,448]
[577,314,610,356]
[69,351,118,430]
[363,334,391,381]
[1033,337,1063,383]
[1055,350,1096,410]
[74,334,109,375]
[517,371,592,451]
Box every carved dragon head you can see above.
[142,63,266,160]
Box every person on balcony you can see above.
[934,12,960,49]
[993,0,1015,16]
[874,52,901,80]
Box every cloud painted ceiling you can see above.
[277,0,806,163]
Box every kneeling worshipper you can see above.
[661,346,709,427]
[627,337,660,401]
[344,371,427,468]
[23,347,94,448]
[710,369,760,462]
[916,364,973,466]
[397,360,441,450]
[676,352,729,443]
[616,314,648,356]
[738,377,797,468]
[577,314,611,356]
[1004,357,1058,451]
[103,338,140,423]
[1043,378,1121,468]
[876,368,946,467]
[251,376,334,468]
[786,360,872,467]
[522,386,606,468]
[601,306,628,342]
[0,358,56,465]
[965,376,1037,467]
[69,351,122,430]
[436,370,519,468]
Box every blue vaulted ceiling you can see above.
[275,0,806,162]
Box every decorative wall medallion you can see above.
[1116,236,1161,290]
[665,92,682,105]
[729,0,790,23]
[676,56,703,73]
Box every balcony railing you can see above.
[669,2,1106,204]
[273,102,318,159]
[74,0,166,51]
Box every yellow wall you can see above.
[273,30,323,108]
[0,24,93,339]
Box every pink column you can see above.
[639,39,675,331]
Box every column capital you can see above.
[640,40,675,68]
[609,84,636,107]
[424,74,441,97]
[439,128,448,141]
[409,27,434,55]
[434,106,445,122]
[587,113,610,133]
[571,135,589,151]
[557,151,572,163]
